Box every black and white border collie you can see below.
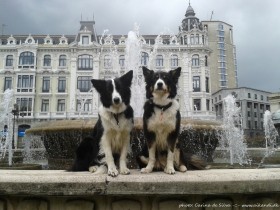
[139,67,206,174]
[71,70,134,177]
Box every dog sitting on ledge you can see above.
[70,70,134,177]
[138,67,207,174]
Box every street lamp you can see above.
[11,104,19,149]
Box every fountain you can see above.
[0,89,41,169]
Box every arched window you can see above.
[141,52,149,66]
[6,55,13,66]
[104,55,112,68]
[19,51,34,66]
[192,54,199,67]
[119,55,125,67]
[78,54,93,70]
[59,55,66,67]
[156,55,163,67]
[171,54,178,67]
[43,55,51,66]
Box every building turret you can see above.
[181,2,203,31]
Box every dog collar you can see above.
[153,101,173,112]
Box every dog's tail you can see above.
[67,136,95,172]
[181,152,209,170]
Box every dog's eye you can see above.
[155,75,159,79]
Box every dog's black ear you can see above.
[169,67,181,84]
[142,66,154,82]
[119,70,133,87]
[91,79,106,93]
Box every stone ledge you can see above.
[0,169,280,196]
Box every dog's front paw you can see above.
[140,167,153,173]
[164,166,176,175]
[89,166,98,173]
[120,167,130,175]
[108,167,119,177]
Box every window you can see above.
[16,98,33,116]
[205,77,209,93]
[82,36,89,45]
[119,55,125,67]
[43,55,51,66]
[247,102,252,108]
[254,94,258,99]
[248,111,251,117]
[41,99,49,112]
[248,93,251,98]
[261,95,264,100]
[6,55,13,66]
[218,23,224,30]
[192,55,199,67]
[206,99,210,111]
[58,77,66,92]
[195,34,199,44]
[4,77,12,91]
[254,112,257,117]
[170,54,178,67]
[78,54,93,70]
[184,35,188,45]
[193,99,201,111]
[77,76,92,92]
[156,55,163,67]
[57,99,65,112]
[255,121,258,129]
[17,75,34,92]
[19,51,34,66]
[190,34,195,44]
[141,52,149,66]
[104,55,112,68]
[59,55,66,67]
[205,56,208,66]
[77,99,92,112]
[193,76,200,92]
[248,121,251,129]
[42,77,50,92]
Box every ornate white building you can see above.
[0,3,237,146]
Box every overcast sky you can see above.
[1,0,279,92]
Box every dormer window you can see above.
[59,35,68,45]
[25,35,35,44]
[82,36,89,45]
[44,35,53,45]
[7,35,16,45]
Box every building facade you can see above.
[212,87,271,139]
[0,3,236,147]
[201,21,238,93]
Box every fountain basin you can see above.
[26,118,221,169]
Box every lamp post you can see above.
[11,104,19,149]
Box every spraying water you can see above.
[0,89,15,166]
[125,24,145,117]
[258,110,279,167]
[220,94,248,165]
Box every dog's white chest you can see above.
[147,100,179,150]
